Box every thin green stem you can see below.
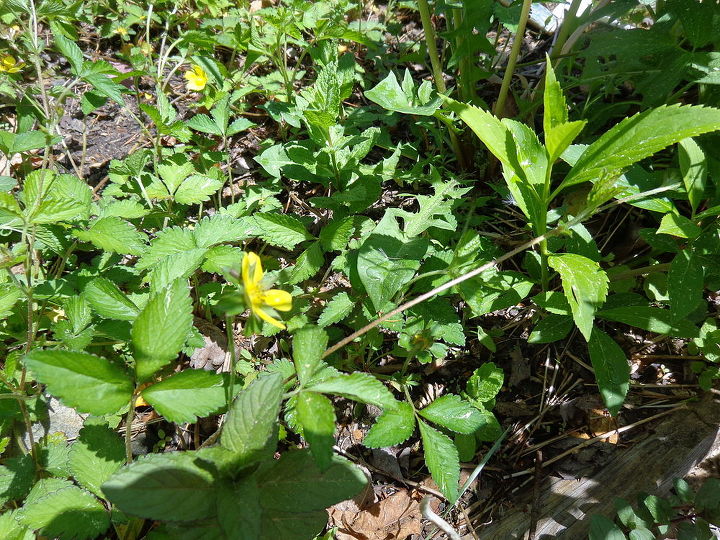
[493,0,532,118]
[125,395,135,464]
[225,315,237,405]
[550,0,583,63]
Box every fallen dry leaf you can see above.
[329,489,421,540]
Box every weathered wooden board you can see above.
[472,395,720,539]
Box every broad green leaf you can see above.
[418,394,486,434]
[307,372,397,409]
[157,156,195,194]
[695,478,720,511]
[221,373,283,458]
[548,253,609,341]
[363,402,415,448]
[466,362,504,403]
[418,420,460,502]
[293,326,328,385]
[589,515,627,540]
[678,138,707,214]
[193,214,251,248]
[396,180,469,237]
[0,284,22,318]
[543,56,568,134]
[73,217,147,255]
[259,451,367,512]
[459,270,534,317]
[364,70,441,116]
[84,278,139,321]
[102,451,217,521]
[546,121,587,164]
[52,29,84,73]
[597,306,698,337]
[174,174,223,205]
[17,485,109,540]
[642,495,672,524]
[186,113,222,135]
[444,97,513,166]
[24,350,133,415]
[587,329,630,416]
[559,104,720,193]
[296,391,336,470]
[0,455,35,505]
[657,213,702,239]
[253,213,313,250]
[132,279,193,381]
[69,425,125,498]
[141,370,228,423]
[147,247,207,293]
[136,226,196,271]
[26,174,91,224]
[668,250,703,320]
[317,292,355,327]
[528,314,574,344]
[0,192,23,229]
[0,509,32,540]
[503,119,548,189]
[289,241,324,284]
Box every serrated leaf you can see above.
[253,213,313,249]
[589,515,627,540]
[52,29,84,74]
[73,217,147,255]
[678,137,707,214]
[657,213,702,239]
[528,314,574,344]
[597,306,698,337]
[293,326,328,385]
[365,70,441,115]
[363,402,415,448]
[307,372,397,409]
[147,247,207,293]
[296,392,336,470]
[174,175,223,205]
[418,394,486,434]
[0,455,34,505]
[142,370,227,423]
[559,104,720,193]
[17,485,109,539]
[587,329,630,416]
[544,56,569,134]
[84,277,139,320]
[24,350,133,415]
[186,113,222,135]
[102,451,217,522]
[0,284,23,319]
[227,117,254,136]
[668,250,703,320]
[317,292,354,327]
[157,156,195,194]
[0,508,32,540]
[548,253,608,341]
[289,241,324,284]
[136,226,196,271]
[193,214,251,248]
[221,373,283,458]
[418,420,459,502]
[70,425,125,498]
[132,279,193,381]
[466,362,504,403]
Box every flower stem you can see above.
[493,0,532,119]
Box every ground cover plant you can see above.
[1,0,720,538]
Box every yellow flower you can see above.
[0,55,24,73]
[242,252,292,329]
[184,64,208,92]
[116,27,128,36]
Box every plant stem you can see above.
[125,395,135,464]
[493,0,532,119]
[550,0,583,63]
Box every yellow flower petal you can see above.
[184,64,207,91]
[242,252,264,286]
[263,289,292,311]
[0,55,22,73]
[254,306,286,329]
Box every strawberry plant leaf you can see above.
[24,350,133,415]
[252,213,313,249]
[668,250,704,320]
[548,253,609,341]
[132,279,193,381]
[317,292,354,327]
[528,314,574,344]
[418,420,460,502]
[83,277,139,321]
[588,329,630,416]
[307,372,397,409]
[418,394,486,434]
[142,370,228,423]
[363,401,415,448]
[597,306,699,337]
[466,362,504,403]
[296,391,336,470]
[69,425,125,498]
[657,213,702,239]
[174,174,223,205]
[678,137,707,214]
[293,326,328,385]
[73,217,147,255]
[289,241,324,284]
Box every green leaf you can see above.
[73,217,147,255]
[548,253,609,341]
[252,213,313,250]
[597,306,699,337]
[26,173,91,225]
[174,174,223,205]
[84,278,139,321]
[466,362,504,403]
[657,213,702,239]
[589,515,627,540]
[418,394,486,434]
[0,284,23,319]
[69,425,125,498]
[296,391,336,470]
[364,70,441,116]
[559,104,720,193]
[132,279,193,381]
[363,402,415,448]
[668,250,703,320]
[0,509,32,540]
[221,373,284,459]
[0,455,35,505]
[293,326,328,385]
[136,226,196,271]
[528,314,574,344]
[458,270,534,317]
[24,350,133,415]
[307,372,397,409]
[52,29,84,74]
[546,121,587,164]
[142,370,228,423]
[290,241,324,284]
[543,56,568,134]
[193,214,251,248]
[444,97,513,166]
[587,329,630,416]
[695,478,720,511]
[418,420,460,502]
[147,247,207,294]
[317,292,354,327]
[17,485,110,540]
[102,451,217,522]
[186,113,222,135]
[678,138,707,214]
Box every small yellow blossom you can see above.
[116,27,128,36]
[0,55,24,73]
[184,64,208,92]
[242,252,292,329]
